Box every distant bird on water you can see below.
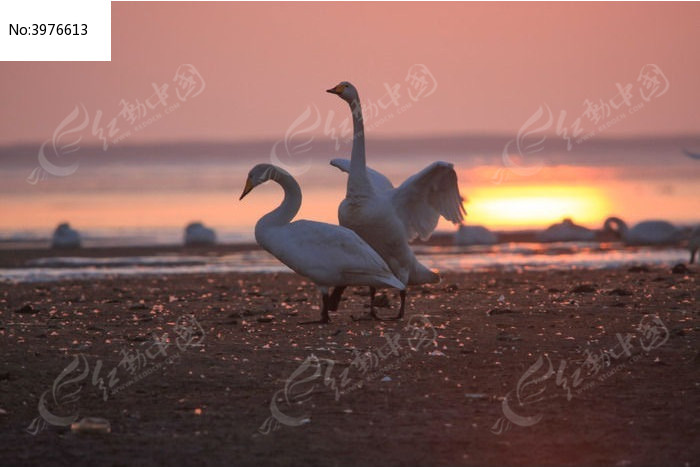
[682,148,700,160]
[455,225,498,246]
[51,223,81,249]
[184,222,217,246]
[603,217,683,246]
[537,218,595,242]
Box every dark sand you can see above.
[0,265,698,466]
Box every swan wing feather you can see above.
[262,220,402,288]
[391,161,466,241]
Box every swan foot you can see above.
[299,317,330,325]
[370,289,407,321]
[350,311,381,321]
[298,291,331,325]
[351,310,402,321]
[351,288,407,321]
[351,286,380,321]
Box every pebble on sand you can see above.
[70,417,111,435]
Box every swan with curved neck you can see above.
[239,163,404,324]
[603,217,682,246]
[326,81,464,318]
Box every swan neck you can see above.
[255,169,301,236]
[347,97,371,195]
[605,217,628,236]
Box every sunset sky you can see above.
[1,2,698,235]
[1,2,699,145]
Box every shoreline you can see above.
[0,243,262,269]
[0,241,692,285]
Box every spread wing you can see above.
[391,162,466,241]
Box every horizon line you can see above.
[2,131,700,151]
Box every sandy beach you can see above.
[1,262,697,466]
[2,1,700,465]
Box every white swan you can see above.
[328,158,466,243]
[603,217,683,246]
[184,222,217,246]
[537,218,595,242]
[51,223,81,249]
[455,225,498,246]
[689,225,700,264]
[239,163,404,324]
[326,81,465,317]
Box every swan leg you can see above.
[377,289,406,321]
[691,249,697,264]
[369,287,380,319]
[394,289,407,320]
[352,287,408,321]
[299,290,330,325]
[327,286,347,312]
[351,287,381,321]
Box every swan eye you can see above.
[335,84,346,94]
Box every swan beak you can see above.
[239,178,254,200]
[326,84,345,95]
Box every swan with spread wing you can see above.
[325,81,466,319]
[239,163,404,324]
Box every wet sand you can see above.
[0,266,698,466]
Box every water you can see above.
[0,242,689,283]
[2,136,699,235]
[0,226,253,249]
[1,136,696,282]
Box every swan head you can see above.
[603,216,627,236]
[326,81,359,103]
[239,164,288,200]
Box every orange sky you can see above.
[1,2,699,145]
[1,2,698,234]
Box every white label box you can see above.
[0,0,110,61]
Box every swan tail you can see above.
[342,270,404,290]
[409,262,440,285]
